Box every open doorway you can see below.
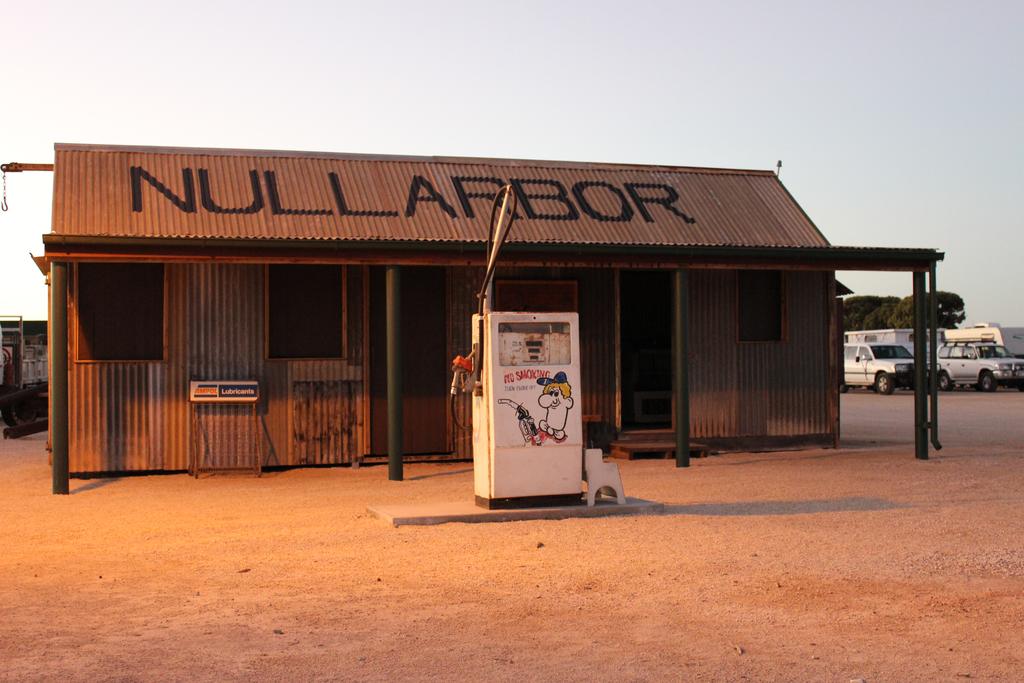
[619,270,672,430]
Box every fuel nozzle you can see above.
[450,354,474,395]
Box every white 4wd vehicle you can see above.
[842,344,915,395]
[937,342,1024,392]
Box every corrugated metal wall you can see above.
[68,263,364,473]
[292,380,359,464]
[448,267,831,455]
[67,263,830,472]
[689,270,830,439]
[446,267,477,458]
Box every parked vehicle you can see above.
[1,316,49,432]
[841,343,915,395]
[843,327,946,358]
[936,342,1024,392]
[943,323,1024,358]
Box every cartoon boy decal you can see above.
[536,371,574,442]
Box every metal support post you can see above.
[912,271,928,460]
[386,265,404,481]
[51,262,69,494]
[673,269,690,468]
[928,262,942,451]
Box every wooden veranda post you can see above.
[913,271,928,460]
[386,265,404,481]
[673,269,690,468]
[51,261,69,494]
[928,261,942,452]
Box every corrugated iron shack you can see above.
[41,143,944,486]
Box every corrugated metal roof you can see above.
[51,143,831,248]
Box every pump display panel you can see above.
[497,322,571,366]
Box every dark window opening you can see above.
[77,263,164,361]
[494,280,578,312]
[738,271,783,342]
[268,265,345,359]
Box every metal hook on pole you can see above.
[0,162,56,211]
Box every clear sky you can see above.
[1,0,1021,324]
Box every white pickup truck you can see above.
[842,343,915,395]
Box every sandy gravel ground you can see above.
[1,392,1023,682]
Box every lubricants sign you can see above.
[189,380,259,403]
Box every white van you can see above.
[843,328,946,356]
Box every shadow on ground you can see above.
[663,496,901,516]
[840,438,912,449]
[71,478,122,494]
[406,468,474,481]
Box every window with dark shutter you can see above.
[267,265,345,359]
[77,263,164,361]
[738,271,784,342]
[494,280,578,312]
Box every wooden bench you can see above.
[609,439,710,461]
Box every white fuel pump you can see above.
[471,311,584,508]
[449,185,622,509]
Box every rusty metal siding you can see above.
[67,263,365,473]
[184,264,266,470]
[573,269,617,443]
[68,358,168,472]
[65,259,830,473]
[163,264,190,469]
[186,264,264,383]
[688,270,831,439]
[689,270,739,437]
[446,267,480,459]
[291,380,359,464]
[67,264,169,472]
[52,144,828,249]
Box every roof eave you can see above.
[41,234,944,271]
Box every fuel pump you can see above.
[450,186,587,509]
[471,312,585,508]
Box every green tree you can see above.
[862,302,899,330]
[888,291,966,329]
[843,295,900,330]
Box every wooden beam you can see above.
[1,162,54,173]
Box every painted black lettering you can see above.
[198,168,263,214]
[264,170,332,216]
[130,166,195,213]
[624,183,696,224]
[509,178,579,221]
[405,175,457,218]
[571,181,633,222]
[328,172,399,217]
[450,176,506,219]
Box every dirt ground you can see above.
[1,391,1023,682]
